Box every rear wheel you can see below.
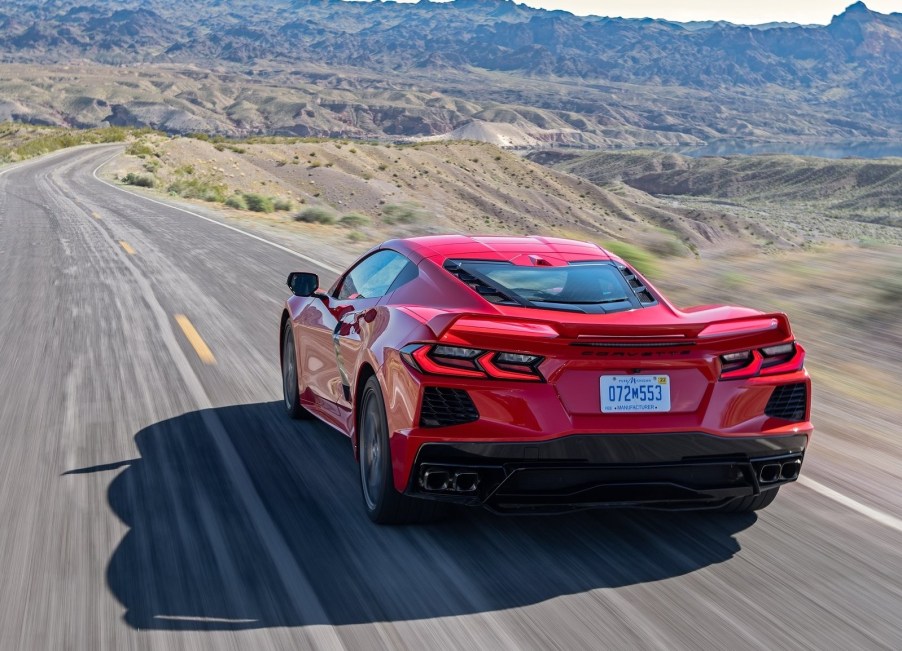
[358,376,446,524]
[282,323,311,420]
[718,487,779,513]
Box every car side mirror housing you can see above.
[287,272,319,297]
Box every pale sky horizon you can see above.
[380,0,902,25]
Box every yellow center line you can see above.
[119,240,136,255]
[174,315,217,365]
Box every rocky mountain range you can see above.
[0,0,900,144]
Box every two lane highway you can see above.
[1,146,901,650]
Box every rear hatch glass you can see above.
[443,259,656,314]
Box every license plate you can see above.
[601,375,671,413]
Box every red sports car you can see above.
[280,235,812,523]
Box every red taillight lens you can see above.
[719,342,805,380]
[478,352,542,381]
[402,344,543,381]
[720,349,763,380]
[410,345,485,378]
[761,342,805,375]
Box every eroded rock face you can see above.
[104,103,224,134]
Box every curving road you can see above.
[1,146,901,650]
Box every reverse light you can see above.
[432,345,481,359]
[720,350,763,380]
[762,343,794,357]
[496,352,541,365]
[761,342,806,375]
[402,344,544,381]
[478,352,543,380]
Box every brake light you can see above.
[411,346,484,378]
[720,350,763,379]
[719,342,805,380]
[402,344,544,381]
[478,352,539,380]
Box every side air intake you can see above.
[617,264,657,305]
[443,261,521,306]
[765,383,807,421]
[420,387,479,428]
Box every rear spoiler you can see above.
[404,310,794,352]
[696,314,791,341]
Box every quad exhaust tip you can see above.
[759,459,801,484]
[421,468,480,493]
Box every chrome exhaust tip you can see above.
[780,460,801,481]
[422,469,451,491]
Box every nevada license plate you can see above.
[601,375,671,413]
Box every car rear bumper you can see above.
[405,432,808,513]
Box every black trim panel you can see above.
[407,432,808,512]
[415,432,808,466]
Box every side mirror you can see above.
[287,272,319,297]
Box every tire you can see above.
[358,376,446,524]
[718,487,779,513]
[282,323,311,420]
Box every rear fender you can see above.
[347,306,428,453]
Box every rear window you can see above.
[444,259,656,314]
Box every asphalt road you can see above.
[1,145,901,650]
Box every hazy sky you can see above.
[386,1,902,25]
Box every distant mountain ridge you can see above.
[0,0,899,143]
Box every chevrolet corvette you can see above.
[280,236,812,523]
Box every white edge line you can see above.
[91,151,343,275]
[797,475,902,535]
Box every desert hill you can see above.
[552,150,902,228]
[0,1,899,144]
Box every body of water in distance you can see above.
[662,140,902,159]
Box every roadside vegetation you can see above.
[119,141,294,213]
[122,172,156,188]
[295,206,337,224]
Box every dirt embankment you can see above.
[108,135,805,259]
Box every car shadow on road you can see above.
[68,401,757,630]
